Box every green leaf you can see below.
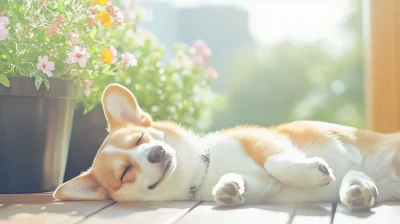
[43,78,50,90]
[34,76,42,90]
[89,27,97,38]
[0,74,10,87]
[101,65,111,73]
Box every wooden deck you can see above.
[0,193,399,223]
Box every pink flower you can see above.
[106,6,125,28]
[115,10,124,22]
[56,14,65,24]
[115,11,125,28]
[109,46,117,63]
[45,23,59,37]
[45,14,65,37]
[0,16,9,41]
[36,56,55,77]
[68,33,79,47]
[206,67,218,80]
[88,13,96,28]
[121,52,137,69]
[123,9,136,24]
[106,5,116,17]
[66,46,90,68]
[192,56,204,67]
[193,39,212,62]
[84,80,93,97]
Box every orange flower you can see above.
[90,0,109,6]
[96,11,113,28]
[102,48,113,64]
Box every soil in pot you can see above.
[0,77,77,193]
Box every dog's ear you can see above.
[101,83,152,131]
[53,171,107,201]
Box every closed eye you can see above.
[136,133,144,145]
[120,165,131,182]
[121,133,143,182]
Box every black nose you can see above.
[147,145,165,163]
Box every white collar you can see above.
[188,148,210,199]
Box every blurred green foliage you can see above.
[78,0,222,131]
[209,0,365,131]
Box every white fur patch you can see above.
[146,127,165,140]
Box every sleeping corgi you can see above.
[53,83,400,211]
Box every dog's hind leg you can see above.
[339,170,378,211]
[263,152,336,187]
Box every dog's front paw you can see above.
[305,157,336,186]
[340,180,378,211]
[212,181,244,206]
[212,173,245,207]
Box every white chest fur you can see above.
[195,136,281,201]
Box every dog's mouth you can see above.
[148,158,173,190]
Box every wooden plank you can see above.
[291,202,333,224]
[0,193,55,204]
[175,202,295,224]
[0,200,114,224]
[333,201,400,224]
[81,201,200,224]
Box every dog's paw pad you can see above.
[307,157,336,186]
[318,164,329,175]
[340,181,378,211]
[222,183,238,196]
[213,182,244,206]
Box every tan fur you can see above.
[272,121,333,149]
[103,127,149,149]
[92,143,142,192]
[272,121,388,154]
[90,123,183,193]
[218,121,400,173]
[218,126,287,166]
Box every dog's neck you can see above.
[160,128,210,200]
[188,147,210,199]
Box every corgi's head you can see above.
[54,83,199,201]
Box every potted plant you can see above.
[63,1,221,181]
[0,0,123,193]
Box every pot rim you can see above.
[0,76,78,99]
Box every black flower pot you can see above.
[63,106,108,182]
[0,77,77,193]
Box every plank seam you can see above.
[168,201,203,224]
[74,201,117,224]
[286,204,296,224]
[330,201,337,224]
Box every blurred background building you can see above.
[134,0,366,132]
